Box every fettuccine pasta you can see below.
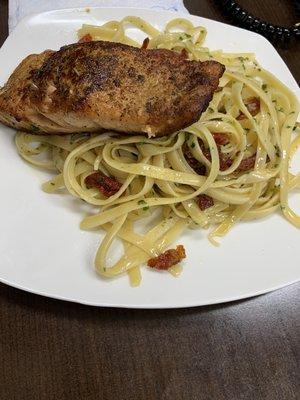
[15,17,300,286]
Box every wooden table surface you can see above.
[0,1,299,399]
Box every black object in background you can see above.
[217,0,300,44]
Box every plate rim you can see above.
[0,275,299,309]
[0,6,299,308]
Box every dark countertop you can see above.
[0,0,299,399]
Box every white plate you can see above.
[0,7,299,308]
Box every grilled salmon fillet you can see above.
[0,41,225,136]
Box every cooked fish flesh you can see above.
[0,41,225,136]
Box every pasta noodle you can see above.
[15,17,300,286]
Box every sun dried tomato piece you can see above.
[198,139,232,171]
[85,172,122,197]
[236,153,256,172]
[183,143,206,175]
[78,34,92,43]
[141,37,150,49]
[212,132,230,146]
[147,245,186,270]
[187,158,206,175]
[219,152,233,171]
[197,194,214,211]
[237,97,260,120]
[198,139,211,161]
[245,97,260,115]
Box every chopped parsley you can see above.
[207,107,214,113]
[190,142,196,148]
[185,132,191,141]
[30,124,40,133]
[262,84,267,91]
[138,199,149,211]
[179,33,192,41]
[238,56,246,70]
[275,145,281,158]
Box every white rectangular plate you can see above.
[0,7,299,308]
